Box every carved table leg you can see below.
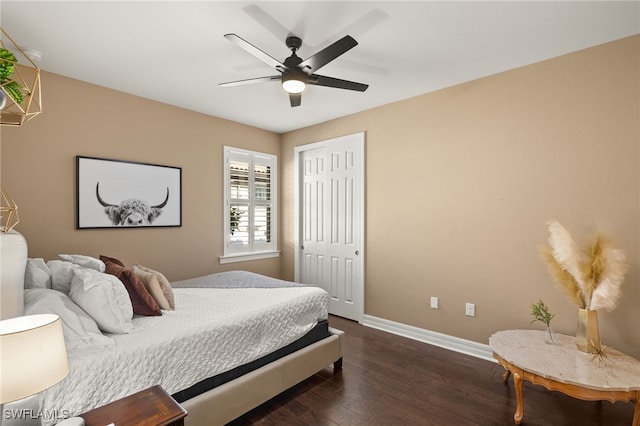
[632,398,639,426]
[503,370,511,381]
[513,371,524,425]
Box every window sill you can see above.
[219,250,281,264]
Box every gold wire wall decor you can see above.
[0,185,20,233]
[0,28,42,126]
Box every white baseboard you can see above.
[361,314,496,363]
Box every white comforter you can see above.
[40,280,328,424]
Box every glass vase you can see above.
[545,325,555,345]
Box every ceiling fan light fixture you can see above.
[282,76,306,94]
[221,33,367,107]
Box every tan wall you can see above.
[2,36,638,359]
[1,72,281,281]
[281,36,640,358]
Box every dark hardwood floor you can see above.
[228,315,635,425]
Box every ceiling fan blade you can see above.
[309,74,369,92]
[219,75,281,87]
[289,93,301,107]
[298,35,358,73]
[224,33,287,71]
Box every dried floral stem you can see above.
[589,342,612,367]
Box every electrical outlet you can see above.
[465,303,475,317]
[430,297,439,309]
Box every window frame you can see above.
[220,146,279,264]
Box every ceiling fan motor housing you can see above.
[285,36,302,51]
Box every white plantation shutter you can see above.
[223,147,277,260]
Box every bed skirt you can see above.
[181,327,344,425]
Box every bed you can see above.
[16,255,344,426]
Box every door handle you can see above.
[355,250,359,255]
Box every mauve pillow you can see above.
[100,255,161,316]
[99,254,125,267]
[132,264,175,310]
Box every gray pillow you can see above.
[24,258,51,289]
[24,288,115,354]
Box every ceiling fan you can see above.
[219,33,369,107]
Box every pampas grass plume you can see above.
[541,220,628,312]
[539,245,586,308]
[545,220,588,307]
[590,245,628,311]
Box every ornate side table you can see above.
[489,329,640,426]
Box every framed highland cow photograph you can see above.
[76,156,182,229]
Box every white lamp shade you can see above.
[0,314,69,403]
[282,79,306,94]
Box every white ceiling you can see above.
[2,1,639,133]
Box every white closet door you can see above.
[296,132,364,321]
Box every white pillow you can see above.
[59,254,106,272]
[69,268,135,334]
[47,260,80,294]
[24,258,52,289]
[24,288,115,354]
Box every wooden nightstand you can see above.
[80,385,187,426]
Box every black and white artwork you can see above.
[76,156,182,229]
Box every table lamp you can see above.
[0,314,70,423]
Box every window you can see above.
[221,147,278,263]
